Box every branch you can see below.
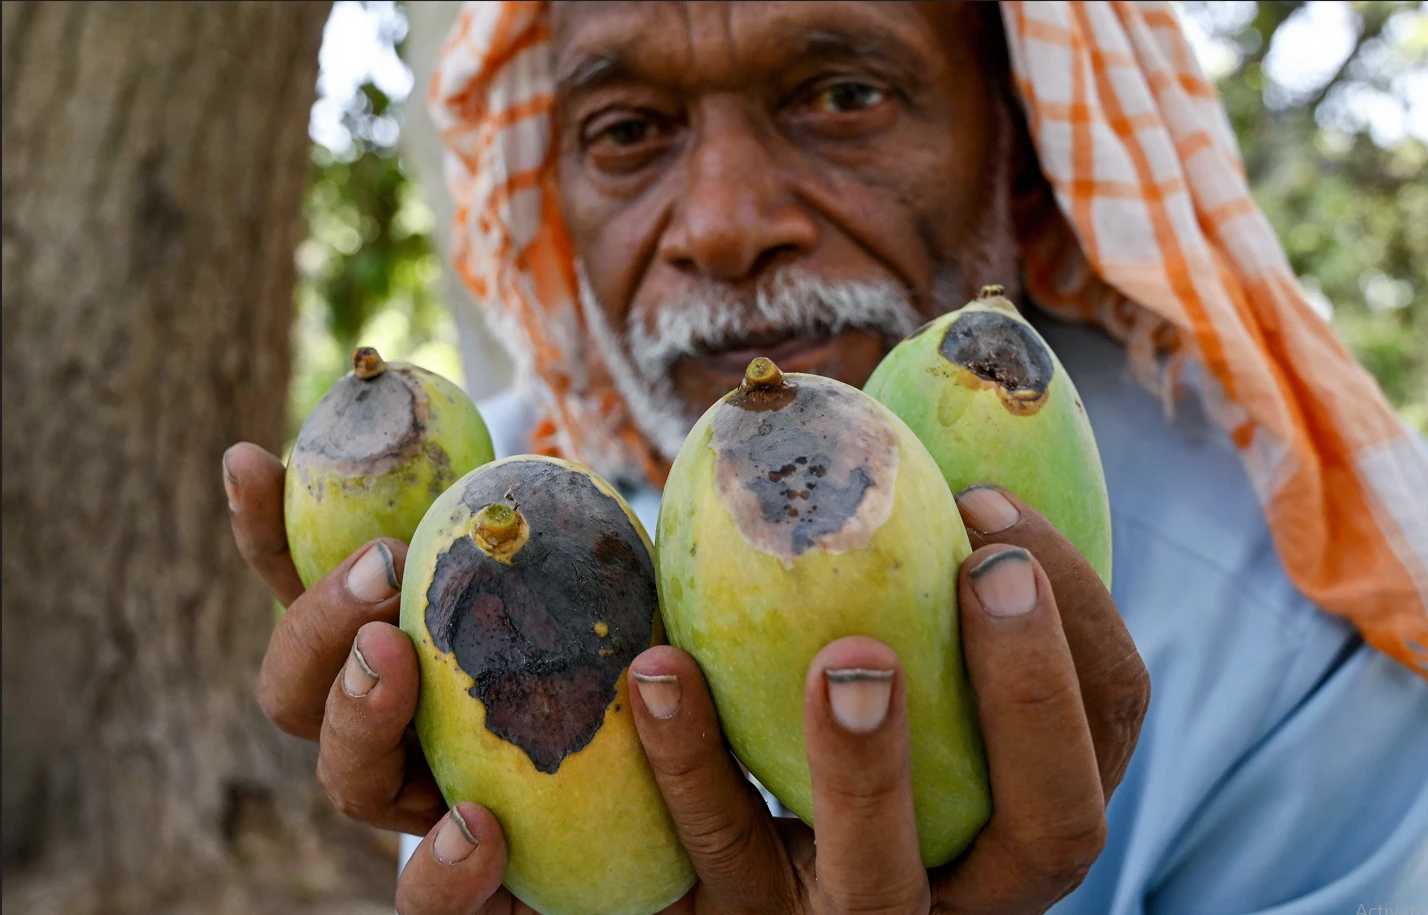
[1244,1,1306,68]
[1299,7,1393,112]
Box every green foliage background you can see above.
[291,1,1427,445]
[287,2,463,449]
[1188,0,1426,431]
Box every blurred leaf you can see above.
[289,1,463,447]
[1183,0,1427,433]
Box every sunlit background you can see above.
[292,0,1428,448]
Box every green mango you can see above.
[402,456,695,915]
[656,358,990,867]
[864,287,1113,585]
[284,347,494,589]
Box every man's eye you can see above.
[582,111,676,174]
[811,82,886,114]
[592,118,656,148]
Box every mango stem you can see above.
[352,347,387,380]
[978,284,1005,300]
[477,503,520,543]
[743,357,785,391]
[474,502,529,562]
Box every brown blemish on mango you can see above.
[291,348,431,476]
[423,440,455,497]
[711,365,898,566]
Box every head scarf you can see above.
[428,1,1428,678]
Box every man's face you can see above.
[552,1,1018,458]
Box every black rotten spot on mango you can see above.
[423,460,655,774]
[937,310,1054,414]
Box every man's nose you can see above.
[659,117,817,283]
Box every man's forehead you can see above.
[549,1,966,93]
[549,0,925,27]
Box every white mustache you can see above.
[624,270,922,382]
[578,265,930,463]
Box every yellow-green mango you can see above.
[864,287,1113,585]
[402,456,695,915]
[656,358,990,867]
[285,347,494,589]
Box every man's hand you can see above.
[225,442,446,837]
[614,486,1149,915]
[228,440,1148,914]
[226,440,685,914]
[933,484,1149,910]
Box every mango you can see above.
[401,455,695,915]
[864,286,1113,585]
[285,347,494,589]
[656,358,990,867]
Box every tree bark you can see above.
[1,2,344,910]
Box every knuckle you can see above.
[282,611,331,668]
[650,742,717,784]
[1006,673,1081,717]
[1098,652,1151,748]
[393,879,425,915]
[255,675,309,738]
[681,804,757,871]
[314,727,408,829]
[821,879,930,915]
[1015,810,1107,888]
[1122,655,1152,720]
[230,520,262,560]
[316,757,376,824]
[1102,648,1151,710]
[254,677,281,724]
[818,776,906,824]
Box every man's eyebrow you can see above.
[795,27,914,68]
[555,52,628,97]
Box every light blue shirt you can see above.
[401,316,1428,910]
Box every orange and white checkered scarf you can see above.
[429,1,1428,678]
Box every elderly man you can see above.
[223,2,1428,913]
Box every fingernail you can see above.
[222,449,239,512]
[970,548,1038,616]
[433,806,478,865]
[956,485,1019,534]
[346,542,399,603]
[632,673,681,719]
[343,644,378,698]
[825,669,895,733]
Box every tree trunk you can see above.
[0,3,366,911]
